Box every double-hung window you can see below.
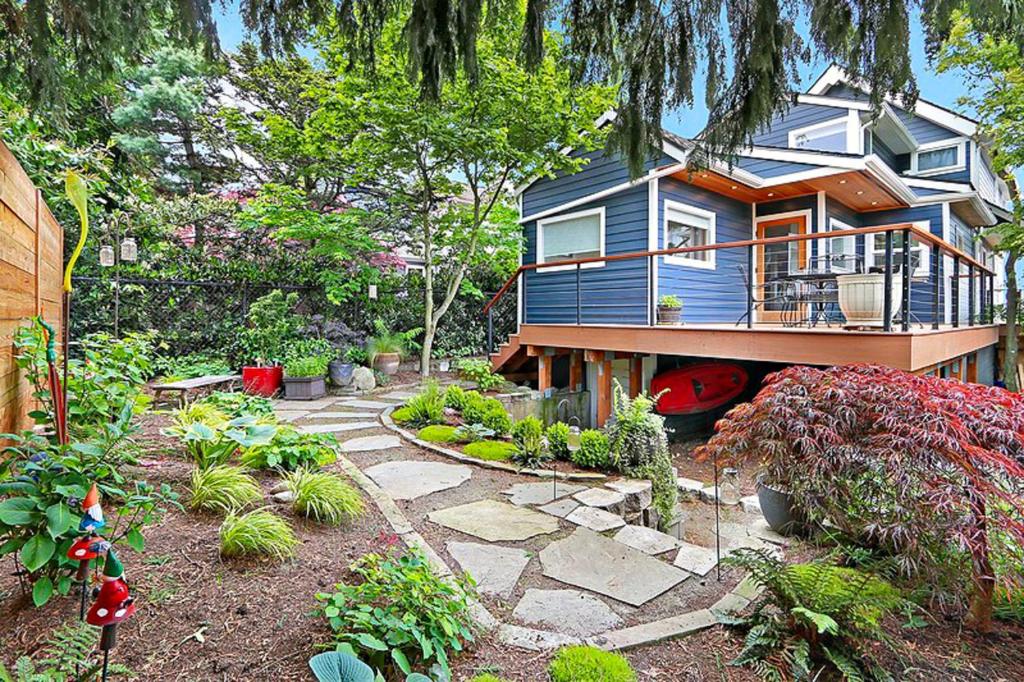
[536,207,605,271]
[868,229,929,278]
[664,200,716,269]
[827,219,857,273]
[911,140,965,175]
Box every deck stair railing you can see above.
[483,222,996,353]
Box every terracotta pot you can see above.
[242,366,283,397]
[373,352,401,375]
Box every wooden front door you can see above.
[756,215,809,323]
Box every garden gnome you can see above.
[79,483,106,533]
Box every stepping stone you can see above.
[276,398,337,410]
[538,499,580,518]
[612,524,682,556]
[339,435,402,453]
[673,542,719,576]
[565,506,625,532]
[365,461,471,500]
[513,589,622,637]
[274,410,309,423]
[604,479,653,513]
[335,399,393,410]
[573,488,626,515]
[429,499,559,542]
[503,482,586,506]
[496,624,580,651]
[747,518,789,546]
[594,608,717,650]
[379,390,417,401]
[299,421,378,435]
[540,528,688,607]
[302,411,378,420]
[446,541,530,598]
[677,477,705,499]
[740,494,761,515]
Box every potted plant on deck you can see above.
[366,319,421,375]
[836,271,903,327]
[240,290,301,397]
[657,295,683,325]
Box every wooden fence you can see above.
[0,140,63,433]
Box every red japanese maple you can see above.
[696,364,1024,631]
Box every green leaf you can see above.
[45,503,74,539]
[57,575,73,595]
[32,576,53,607]
[792,606,839,635]
[0,498,39,525]
[0,537,25,555]
[21,535,56,573]
[356,633,388,651]
[391,648,411,674]
[126,527,145,552]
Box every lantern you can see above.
[119,237,137,262]
[566,425,582,454]
[719,467,741,506]
[99,244,115,267]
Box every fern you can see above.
[0,622,131,680]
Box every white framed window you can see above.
[866,224,930,278]
[536,207,605,272]
[827,219,857,273]
[663,200,716,269]
[910,139,965,176]
[788,116,851,153]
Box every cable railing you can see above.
[484,222,996,354]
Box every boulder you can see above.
[352,366,376,391]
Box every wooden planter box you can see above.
[282,375,327,400]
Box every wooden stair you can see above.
[489,333,534,380]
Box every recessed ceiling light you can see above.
[701,173,709,178]
[767,192,775,197]
[730,185,738,190]
[838,179,847,185]
[856,190,865,195]
[871,201,878,206]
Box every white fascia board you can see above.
[875,103,918,151]
[796,93,872,111]
[913,192,998,226]
[512,109,620,197]
[739,146,866,169]
[903,177,972,191]
[760,166,852,186]
[863,155,918,204]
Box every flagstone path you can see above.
[284,384,785,652]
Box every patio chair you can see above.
[735,264,795,326]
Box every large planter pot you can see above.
[328,360,354,386]
[283,375,327,400]
[242,366,283,397]
[657,305,682,325]
[836,273,903,327]
[757,480,801,536]
[373,352,401,375]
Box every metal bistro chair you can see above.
[735,264,795,327]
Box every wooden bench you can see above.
[153,374,242,408]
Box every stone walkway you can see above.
[273,388,785,652]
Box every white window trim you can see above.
[536,206,606,273]
[662,199,716,270]
[827,218,857,273]
[864,220,931,279]
[787,115,855,153]
[910,139,967,177]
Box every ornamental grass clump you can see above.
[189,465,262,513]
[219,508,299,560]
[402,380,447,427]
[284,469,364,525]
[697,363,1024,632]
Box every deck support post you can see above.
[931,242,940,329]
[537,354,553,394]
[569,351,583,392]
[628,356,643,398]
[952,256,960,328]
[979,269,986,325]
[901,228,911,332]
[746,244,754,329]
[883,231,894,332]
[595,354,612,428]
[968,263,975,326]
[575,263,582,325]
[648,254,656,326]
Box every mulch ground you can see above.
[2,410,1023,681]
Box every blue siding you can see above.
[825,84,869,102]
[735,157,821,177]
[912,186,955,198]
[752,103,849,148]
[892,107,960,144]
[523,185,650,325]
[871,134,906,171]
[656,178,751,324]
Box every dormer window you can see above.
[788,117,851,153]
[910,140,965,176]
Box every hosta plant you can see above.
[721,548,908,681]
[197,391,276,419]
[241,426,338,471]
[163,415,278,469]
[190,465,263,513]
[453,423,495,443]
[284,469,364,525]
[697,364,1024,631]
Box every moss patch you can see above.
[463,440,517,461]
[548,646,636,682]
[390,406,413,423]
[417,424,460,443]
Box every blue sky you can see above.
[214,2,977,135]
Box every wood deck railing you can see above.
[483,222,996,353]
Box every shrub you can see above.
[239,290,303,366]
[697,364,1024,631]
[417,425,461,444]
[0,622,130,680]
[511,416,551,469]
[219,508,298,560]
[154,353,232,381]
[190,465,262,513]
[198,391,275,419]
[460,391,486,424]
[463,440,518,461]
[548,646,636,682]
[605,382,677,531]
[453,423,495,443]
[546,422,571,460]
[241,426,337,470]
[402,381,446,427]
[284,469,364,525]
[572,430,610,469]
[455,358,504,391]
[481,404,512,437]
[317,548,476,678]
[444,384,468,411]
[284,354,331,378]
[469,675,509,682]
[722,548,908,681]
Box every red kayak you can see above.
[651,363,749,415]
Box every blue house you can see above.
[487,67,1011,427]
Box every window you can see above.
[911,140,964,175]
[788,117,850,153]
[828,219,857,273]
[536,207,604,271]
[664,200,716,269]
[867,230,929,278]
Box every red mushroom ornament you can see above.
[86,550,136,627]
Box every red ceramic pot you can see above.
[242,366,283,397]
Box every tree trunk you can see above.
[1003,250,1019,391]
[965,494,995,632]
[421,194,434,378]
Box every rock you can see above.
[351,367,376,391]
[700,485,740,505]
[565,506,626,533]
[364,461,472,500]
[502,482,586,506]
[268,480,289,494]
[538,499,580,518]
[592,608,717,651]
[302,411,378,420]
[740,494,762,515]
[446,542,530,598]
[604,479,653,513]
[496,624,580,652]
[572,488,626,515]
[612,525,682,556]
[512,589,623,637]
[643,506,661,530]
[676,477,705,499]
[428,499,560,542]
[337,398,393,410]
[271,490,295,503]
[672,542,719,576]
